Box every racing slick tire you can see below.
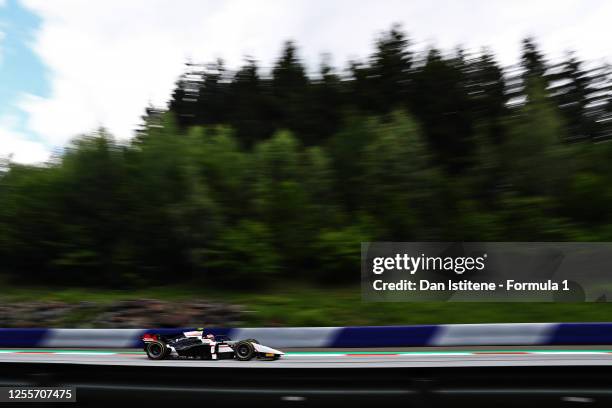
[234,341,256,361]
[243,338,259,344]
[145,341,168,360]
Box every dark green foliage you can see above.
[196,59,231,126]
[356,24,412,114]
[465,49,507,144]
[228,58,275,147]
[410,49,474,171]
[3,27,612,287]
[521,37,548,81]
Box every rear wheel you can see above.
[145,341,168,360]
[234,341,255,361]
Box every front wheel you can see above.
[234,341,255,361]
[145,341,168,360]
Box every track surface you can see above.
[2,348,612,368]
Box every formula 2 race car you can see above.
[141,329,284,361]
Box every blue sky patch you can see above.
[0,0,48,141]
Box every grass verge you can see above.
[1,281,611,326]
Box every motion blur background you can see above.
[1,0,612,328]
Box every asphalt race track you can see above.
[4,348,612,406]
[2,348,612,367]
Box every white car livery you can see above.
[141,330,284,361]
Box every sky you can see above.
[1,0,612,164]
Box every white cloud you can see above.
[0,115,51,164]
[15,0,612,151]
[19,0,309,146]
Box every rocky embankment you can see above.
[0,299,243,328]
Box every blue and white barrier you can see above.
[1,323,612,348]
